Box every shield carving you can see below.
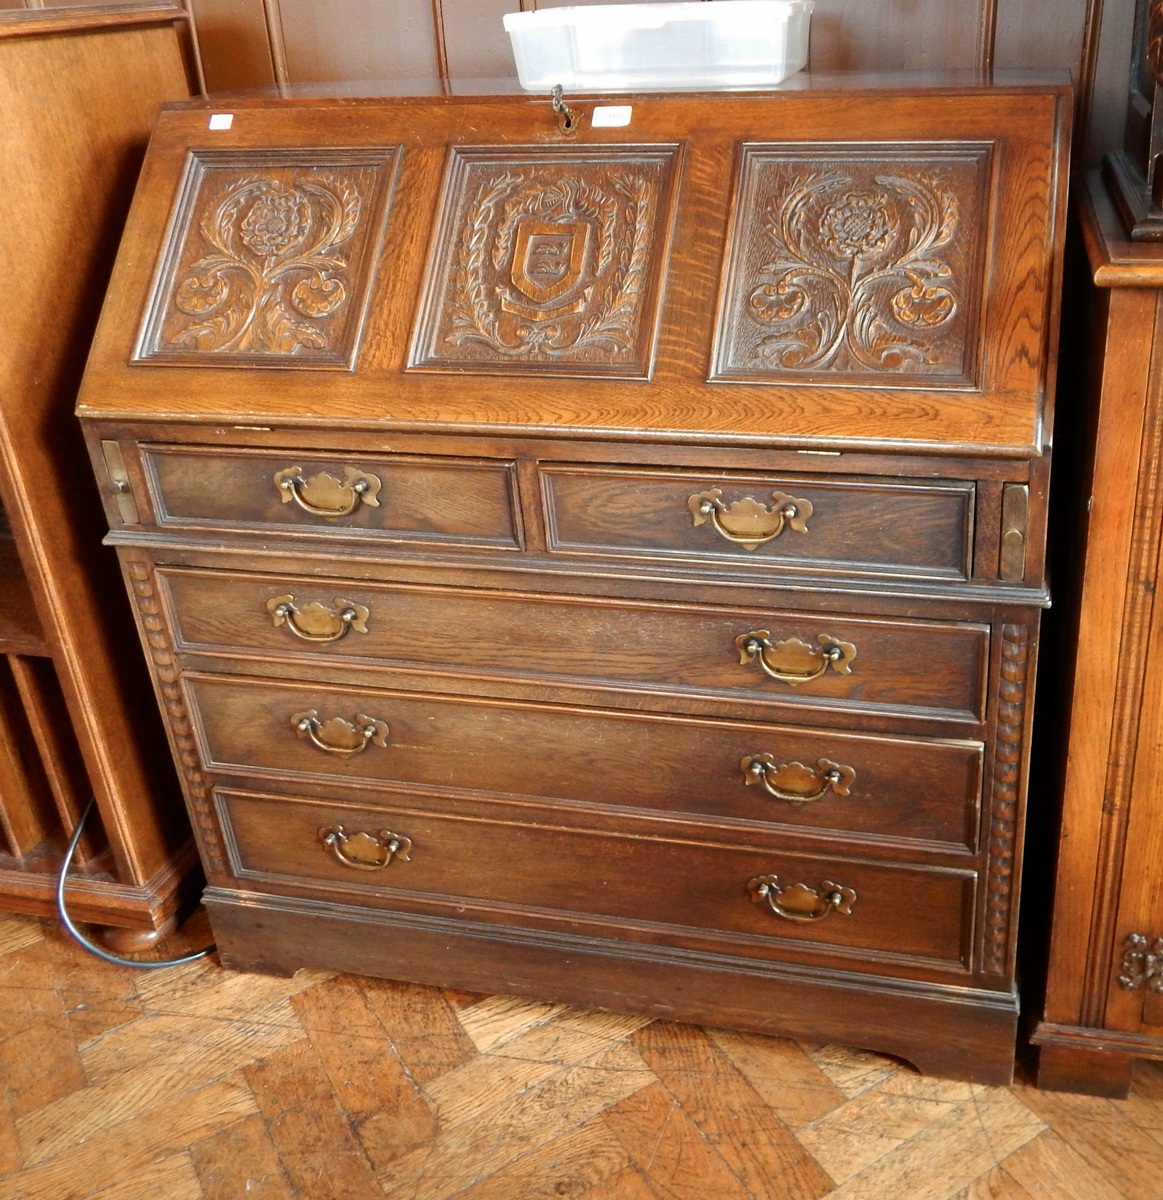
[509,220,592,308]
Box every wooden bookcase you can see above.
[0,4,200,945]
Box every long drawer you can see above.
[183,672,983,850]
[215,785,976,972]
[161,567,990,722]
[541,464,975,582]
[139,444,522,549]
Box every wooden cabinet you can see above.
[0,6,198,944]
[1031,173,1163,1095]
[77,80,1069,1082]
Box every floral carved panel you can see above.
[711,144,992,387]
[136,148,400,368]
[409,145,680,379]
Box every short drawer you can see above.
[140,444,522,549]
[541,465,975,581]
[216,785,976,971]
[185,673,982,850]
[163,568,989,722]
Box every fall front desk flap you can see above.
[76,82,1070,454]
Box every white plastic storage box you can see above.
[503,1,813,92]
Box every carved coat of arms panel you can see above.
[409,145,680,379]
[135,148,400,368]
[710,144,992,387]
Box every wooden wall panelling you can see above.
[0,6,200,939]
[175,0,1117,167]
[1069,0,1136,167]
[441,0,521,84]
[267,0,442,85]
[184,0,276,92]
[806,0,982,71]
[995,0,1090,75]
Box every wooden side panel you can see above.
[1040,258,1160,1028]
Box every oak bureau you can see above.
[77,79,1069,1084]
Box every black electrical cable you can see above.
[56,796,215,969]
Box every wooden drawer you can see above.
[139,444,522,549]
[163,568,989,722]
[216,785,976,972]
[184,673,982,850]
[541,465,974,581]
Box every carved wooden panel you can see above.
[409,145,680,379]
[135,148,400,367]
[710,144,992,387]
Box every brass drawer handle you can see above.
[741,755,855,805]
[319,824,411,871]
[736,631,857,685]
[689,488,812,550]
[273,466,382,518]
[267,595,370,643]
[747,874,857,923]
[291,709,390,759]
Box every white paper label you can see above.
[208,113,234,130]
[591,106,632,128]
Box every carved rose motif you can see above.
[818,191,897,256]
[743,167,965,374]
[168,173,363,355]
[239,187,311,257]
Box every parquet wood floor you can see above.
[0,907,1158,1200]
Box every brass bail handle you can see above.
[272,465,382,519]
[747,875,857,923]
[290,709,390,759]
[267,595,370,644]
[319,825,412,871]
[551,84,580,133]
[741,755,856,806]
[736,631,857,686]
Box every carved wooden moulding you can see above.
[409,145,680,378]
[135,148,400,367]
[711,143,992,387]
